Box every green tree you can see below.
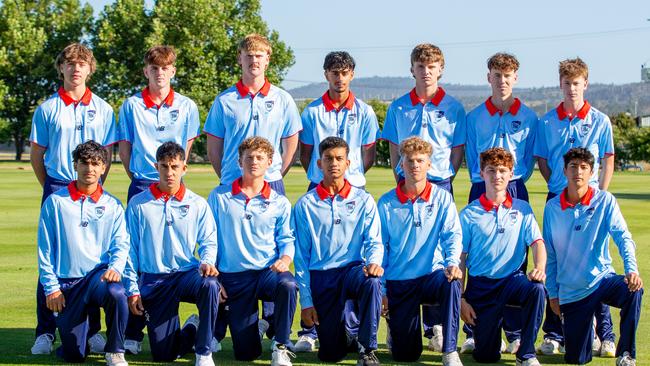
[0,0,93,160]
[611,112,639,169]
[366,99,389,166]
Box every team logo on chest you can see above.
[265,100,275,112]
[579,123,592,137]
[178,205,190,217]
[347,113,357,125]
[509,211,518,224]
[87,110,96,121]
[170,110,179,122]
[95,206,105,218]
[425,203,435,217]
[258,200,271,212]
[345,201,356,214]
[511,120,521,131]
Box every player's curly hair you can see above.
[144,45,177,66]
[480,147,514,170]
[55,43,96,81]
[323,51,356,71]
[238,33,272,56]
[563,147,595,170]
[238,136,274,159]
[399,136,432,157]
[156,141,185,162]
[410,43,445,68]
[487,53,519,72]
[559,58,588,80]
[319,136,349,157]
[72,140,106,164]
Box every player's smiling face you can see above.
[74,158,106,187]
[325,68,354,94]
[239,148,271,179]
[488,68,517,99]
[238,49,270,79]
[60,59,91,89]
[480,164,513,192]
[411,60,442,86]
[560,75,588,104]
[144,63,176,90]
[155,156,186,193]
[401,152,430,183]
[318,147,350,181]
[564,159,592,190]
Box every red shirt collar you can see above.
[478,193,513,212]
[236,79,271,98]
[316,180,352,200]
[485,97,521,116]
[231,178,272,202]
[560,186,594,210]
[556,100,591,121]
[149,183,186,202]
[58,87,92,106]
[67,181,103,202]
[322,90,355,112]
[395,180,433,204]
[409,87,446,107]
[142,87,175,109]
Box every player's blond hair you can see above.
[559,58,588,80]
[487,53,519,72]
[238,136,274,159]
[410,43,445,68]
[237,33,272,56]
[480,147,514,170]
[144,45,177,66]
[399,137,433,157]
[55,43,96,80]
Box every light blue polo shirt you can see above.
[123,184,218,296]
[381,87,466,181]
[460,193,542,279]
[207,179,294,273]
[544,187,638,304]
[534,101,614,194]
[300,91,379,187]
[465,98,538,183]
[203,79,302,185]
[292,181,384,308]
[378,181,462,281]
[37,183,130,295]
[118,88,200,181]
[30,87,117,182]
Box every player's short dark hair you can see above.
[319,136,349,157]
[563,147,594,169]
[72,140,106,164]
[156,141,185,162]
[323,51,356,71]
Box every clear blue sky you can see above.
[86,0,650,89]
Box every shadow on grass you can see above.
[612,193,650,201]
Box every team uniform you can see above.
[118,87,200,201]
[207,180,297,361]
[460,194,545,363]
[123,184,220,361]
[293,181,383,362]
[544,187,643,364]
[300,91,379,188]
[203,79,301,193]
[378,181,462,361]
[465,98,538,202]
[30,87,117,343]
[37,183,129,362]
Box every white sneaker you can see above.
[31,333,54,355]
[184,314,200,330]
[272,343,295,366]
[506,339,521,354]
[500,339,506,353]
[442,351,463,366]
[592,335,602,355]
[616,352,636,366]
[105,352,128,366]
[600,340,616,358]
[195,353,215,366]
[258,318,270,340]
[428,324,443,352]
[210,337,222,353]
[516,357,541,366]
[124,339,142,355]
[537,338,562,355]
[293,334,316,352]
[89,333,107,353]
[460,337,475,354]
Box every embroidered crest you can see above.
[170,110,179,122]
[509,211,518,224]
[258,200,271,212]
[580,124,592,136]
[87,110,96,121]
[265,100,275,112]
[178,205,190,217]
[95,206,105,218]
[346,201,356,214]
[511,120,521,131]
[348,113,357,124]
[426,204,435,217]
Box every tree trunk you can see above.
[14,135,24,161]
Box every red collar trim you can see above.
[316,180,352,200]
[235,79,271,98]
[409,87,446,107]
[322,90,356,112]
[560,186,594,210]
[485,97,521,116]
[395,180,433,204]
[67,181,103,202]
[149,183,186,202]
[231,178,272,201]
[58,87,92,106]
[556,100,591,121]
[478,193,513,212]
[142,87,175,109]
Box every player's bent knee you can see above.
[107,282,127,301]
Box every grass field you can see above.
[0,161,647,365]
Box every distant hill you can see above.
[289,77,650,117]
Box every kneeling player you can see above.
[544,148,643,365]
[123,142,220,366]
[37,141,129,365]
[378,137,463,365]
[460,147,546,365]
[208,137,297,365]
[293,137,384,365]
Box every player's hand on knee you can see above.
[270,255,291,273]
[445,265,462,281]
[549,298,561,316]
[219,286,228,304]
[527,268,546,283]
[128,295,144,315]
[625,272,643,292]
[460,298,476,326]
[381,296,389,318]
[364,263,384,277]
[199,263,219,277]
[301,307,319,326]
[46,290,65,313]
[101,268,121,283]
